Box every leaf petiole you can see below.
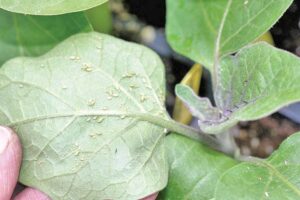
[138,114,224,153]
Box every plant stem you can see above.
[6,110,224,155]
[168,120,223,151]
[216,127,240,157]
[139,114,223,152]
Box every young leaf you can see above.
[173,64,203,125]
[0,9,92,66]
[158,134,237,200]
[175,84,220,122]
[0,0,107,15]
[166,0,292,69]
[214,132,300,200]
[0,32,169,199]
[198,43,300,134]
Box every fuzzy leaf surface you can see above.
[215,132,300,200]
[175,84,220,122]
[0,32,169,200]
[0,0,107,15]
[0,9,92,66]
[173,64,202,125]
[201,43,300,134]
[166,0,292,69]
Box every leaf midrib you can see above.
[6,110,167,127]
[212,0,232,88]
[220,0,276,50]
[261,160,300,197]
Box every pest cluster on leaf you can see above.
[0,0,300,199]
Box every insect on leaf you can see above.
[0,32,169,200]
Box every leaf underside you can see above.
[166,0,293,69]
[0,9,92,66]
[0,32,169,200]
[215,132,300,200]
[0,0,108,15]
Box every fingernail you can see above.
[0,127,12,154]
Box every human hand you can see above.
[0,126,50,200]
[0,126,158,200]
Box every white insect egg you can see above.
[265,192,269,198]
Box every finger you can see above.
[0,126,22,200]
[141,193,158,200]
[14,188,50,200]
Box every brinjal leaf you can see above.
[215,132,300,200]
[200,43,300,134]
[158,134,237,200]
[0,0,108,15]
[0,9,92,66]
[0,32,169,199]
[179,43,300,134]
[175,84,220,123]
[173,64,202,125]
[166,0,292,69]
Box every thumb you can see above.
[14,188,50,200]
[141,193,158,200]
[0,126,22,200]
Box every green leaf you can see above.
[158,134,237,200]
[166,0,292,69]
[0,0,108,15]
[197,43,300,134]
[215,132,300,200]
[0,32,169,199]
[175,84,220,122]
[0,9,92,66]
[173,64,202,125]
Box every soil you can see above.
[237,114,300,158]
[112,0,300,158]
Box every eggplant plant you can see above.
[0,0,300,199]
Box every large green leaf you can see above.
[180,43,300,134]
[0,32,169,199]
[158,134,237,200]
[215,132,300,200]
[0,0,108,15]
[0,9,92,66]
[166,0,292,69]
